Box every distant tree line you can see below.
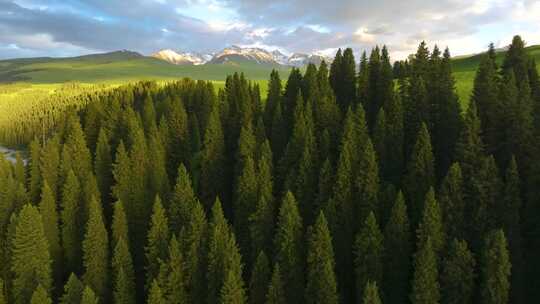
[0,35,539,303]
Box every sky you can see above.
[0,0,540,60]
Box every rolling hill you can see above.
[1,45,540,105]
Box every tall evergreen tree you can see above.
[416,188,445,255]
[410,238,440,304]
[11,204,52,304]
[39,181,61,288]
[440,239,475,304]
[362,281,382,304]
[305,212,338,304]
[169,164,197,234]
[81,286,98,304]
[31,285,51,304]
[145,196,169,291]
[355,212,383,302]
[82,197,109,299]
[273,192,304,303]
[164,236,187,304]
[94,128,112,211]
[438,163,466,240]
[112,238,135,304]
[29,139,42,203]
[355,138,379,222]
[383,191,411,304]
[200,104,226,209]
[61,169,83,274]
[265,264,285,304]
[249,251,270,304]
[147,280,165,304]
[480,230,511,304]
[111,200,129,250]
[220,268,247,304]
[404,123,435,227]
[60,273,83,304]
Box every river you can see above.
[0,145,25,164]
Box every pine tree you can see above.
[164,236,187,304]
[404,123,435,227]
[273,192,304,303]
[29,139,42,203]
[81,286,98,304]
[305,212,338,304]
[355,212,383,302]
[265,264,286,304]
[11,204,52,304]
[441,239,475,304]
[234,155,258,265]
[264,70,282,134]
[480,230,511,304]
[94,128,112,211]
[410,238,440,304]
[61,169,83,274]
[502,156,523,303]
[147,280,165,304]
[362,281,382,304]
[60,273,83,304]
[416,188,445,254]
[82,197,109,299]
[383,191,411,304]
[40,136,61,199]
[355,138,379,222]
[112,238,135,304]
[169,163,197,234]
[111,200,129,250]
[471,52,500,156]
[31,285,51,304]
[145,196,169,291]
[39,181,62,287]
[200,103,226,209]
[181,197,207,304]
[249,251,270,304]
[220,269,247,304]
[438,163,465,240]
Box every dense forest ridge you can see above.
[1,35,540,304]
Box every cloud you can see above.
[0,0,538,59]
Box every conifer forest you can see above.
[2,35,540,304]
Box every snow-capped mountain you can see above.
[209,45,278,65]
[151,49,211,65]
[151,46,333,67]
[287,53,332,67]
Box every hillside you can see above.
[451,45,540,103]
[0,50,291,84]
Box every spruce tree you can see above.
[355,138,379,222]
[265,264,286,304]
[273,191,304,303]
[249,251,270,304]
[60,273,83,304]
[363,281,382,304]
[438,163,465,240]
[169,163,197,234]
[404,123,435,227]
[441,239,475,304]
[355,212,383,302]
[234,155,258,265]
[164,236,187,304]
[82,197,109,299]
[40,136,61,199]
[200,103,226,209]
[80,286,98,304]
[39,181,61,286]
[94,128,112,211]
[145,196,169,291]
[502,156,523,303]
[383,191,411,304]
[220,269,247,304]
[29,139,42,203]
[410,238,440,304]
[61,169,83,273]
[111,200,129,250]
[11,204,52,304]
[147,280,165,304]
[480,230,511,304]
[416,188,445,254]
[305,212,338,304]
[31,285,51,304]
[112,238,135,304]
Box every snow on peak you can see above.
[151,49,209,65]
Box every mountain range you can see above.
[151,46,333,67]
